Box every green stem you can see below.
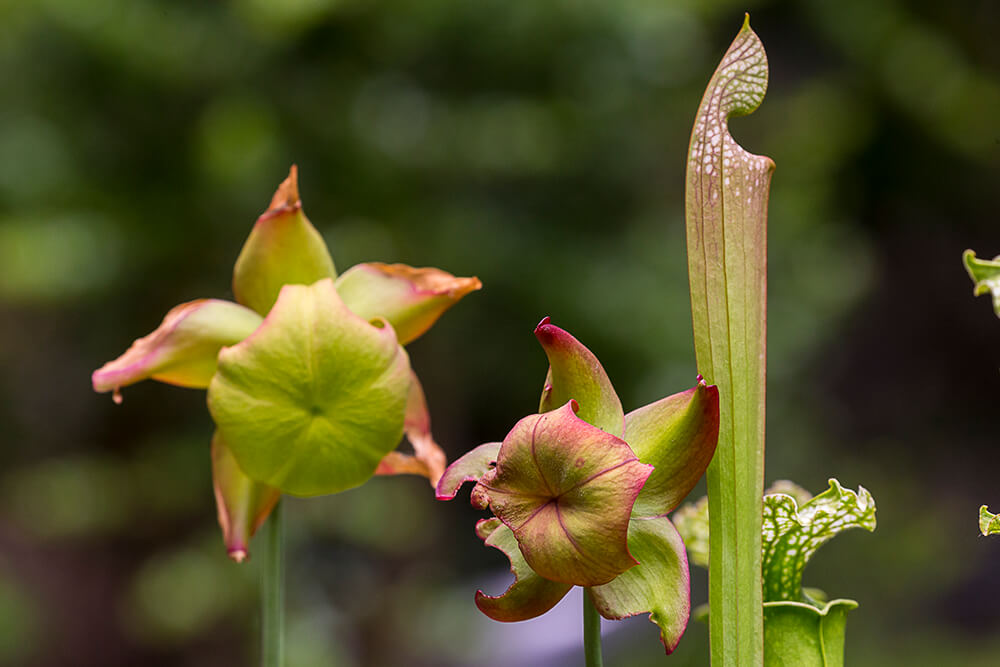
[583,591,603,667]
[261,499,285,667]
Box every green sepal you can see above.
[535,318,624,438]
[92,299,263,398]
[963,250,1000,317]
[626,378,720,517]
[208,278,411,497]
[588,516,691,654]
[980,505,1000,536]
[232,166,337,316]
[474,519,572,622]
[762,599,858,667]
[211,431,281,562]
[483,401,651,587]
[335,262,482,345]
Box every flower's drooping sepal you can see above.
[482,401,651,587]
[435,442,501,501]
[92,299,263,400]
[762,599,858,667]
[589,516,691,653]
[474,518,573,622]
[208,278,411,497]
[963,250,1000,317]
[375,371,449,486]
[232,166,337,316]
[626,377,720,518]
[336,263,482,345]
[211,431,281,562]
[535,318,624,437]
[980,505,1000,536]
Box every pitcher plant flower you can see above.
[92,166,480,561]
[437,318,719,652]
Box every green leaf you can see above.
[684,14,774,665]
[588,516,691,654]
[335,262,482,345]
[761,480,876,603]
[762,599,857,667]
[481,401,651,587]
[232,166,337,316]
[963,250,1000,317]
[207,278,411,497]
[91,299,263,398]
[535,318,625,438]
[980,505,1000,536]
[626,378,720,517]
[210,431,281,562]
[474,518,572,622]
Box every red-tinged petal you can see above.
[211,431,281,563]
[626,377,720,517]
[588,516,691,654]
[374,372,448,486]
[534,318,624,437]
[435,442,501,500]
[474,519,572,622]
[485,402,652,587]
[91,299,263,398]
[232,166,337,316]
[335,262,482,345]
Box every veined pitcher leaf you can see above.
[761,480,876,602]
[684,14,774,665]
[980,505,1000,536]
[963,250,1000,317]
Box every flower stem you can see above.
[261,499,285,667]
[583,591,604,667]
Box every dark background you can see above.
[2,0,1000,664]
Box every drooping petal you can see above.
[335,262,482,345]
[434,442,501,500]
[474,518,572,622]
[232,166,337,316]
[485,401,651,587]
[625,377,720,517]
[211,431,281,563]
[374,371,448,487]
[208,278,412,497]
[534,318,625,437]
[92,299,263,399]
[588,516,691,654]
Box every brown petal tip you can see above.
[264,165,301,215]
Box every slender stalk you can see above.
[261,499,285,667]
[583,591,604,667]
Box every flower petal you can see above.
[208,278,411,497]
[211,431,281,563]
[485,401,651,587]
[625,377,720,517]
[434,442,501,500]
[474,518,572,622]
[374,371,448,487]
[335,262,481,345]
[91,299,263,398]
[534,318,624,437]
[588,516,691,654]
[232,166,337,316]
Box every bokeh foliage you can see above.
[1,0,999,665]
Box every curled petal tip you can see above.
[264,165,301,215]
[112,388,123,405]
[228,548,248,564]
[534,316,552,332]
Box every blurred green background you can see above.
[1,0,999,664]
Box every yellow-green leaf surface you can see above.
[980,505,1000,536]
[964,250,1000,317]
[684,15,774,665]
[208,278,411,497]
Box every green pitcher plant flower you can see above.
[92,166,480,561]
[675,479,877,666]
[437,318,720,653]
